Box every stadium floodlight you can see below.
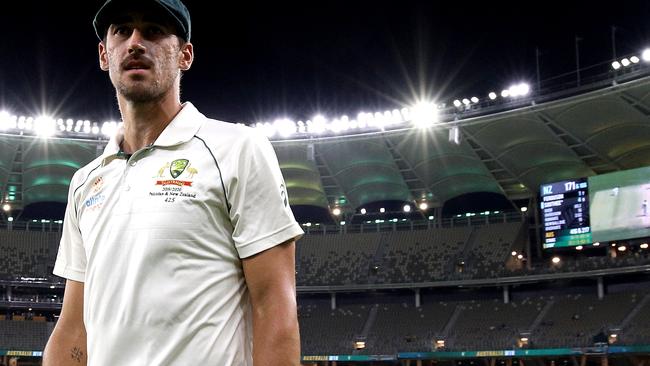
[101,121,118,137]
[517,254,523,259]
[551,256,561,264]
[462,98,470,106]
[428,215,434,220]
[17,116,26,130]
[341,115,351,129]
[419,202,428,210]
[391,109,403,124]
[332,207,341,216]
[593,242,600,246]
[453,99,462,108]
[621,58,630,67]
[0,111,15,131]
[617,245,626,252]
[470,96,479,104]
[340,221,346,226]
[611,61,621,70]
[488,92,497,100]
[360,208,367,215]
[576,245,583,251]
[25,117,34,131]
[631,56,640,64]
[311,115,328,134]
[379,207,385,213]
[297,121,306,133]
[511,251,517,256]
[2,204,10,212]
[7,217,13,222]
[642,49,650,62]
[508,83,530,97]
[410,101,438,128]
[34,115,56,137]
[520,207,528,212]
[261,122,276,137]
[400,108,410,121]
[274,118,296,137]
[403,204,411,212]
[501,89,510,98]
[356,113,368,129]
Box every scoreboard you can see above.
[540,178,591,249]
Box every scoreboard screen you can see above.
[540,178,591,249]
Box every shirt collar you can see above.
[102,102,204,165]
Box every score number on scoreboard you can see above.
[540,178,591,249]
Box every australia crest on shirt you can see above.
[150,158,198,202]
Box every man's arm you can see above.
[242,239,300,366]
[43,279,87,365]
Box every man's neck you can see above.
[118,95,183,154]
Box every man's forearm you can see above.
[43,327,87,366]
[252,304,300,366]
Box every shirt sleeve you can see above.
[229,130,304,259]
[53,172,87,282]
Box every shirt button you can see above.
[130,160,137,167]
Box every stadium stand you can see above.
[0,231,61,280]
[0,320,54,351]
[298,301,371,355]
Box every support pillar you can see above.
[6,286,11,302]
[415,288,421,308]
[600,356,608,366]
[330,293,337,310]
[597,277,604,300]
[503,285,510,304]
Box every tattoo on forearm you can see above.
[71,347,84,363]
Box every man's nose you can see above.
[127,29,146,55]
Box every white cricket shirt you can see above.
[53,103,304,365]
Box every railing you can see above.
[301,211,524,235]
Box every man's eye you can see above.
[148,27,165,35]
[113,26,130,35]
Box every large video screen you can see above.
[589,166,650,243]
[540,178,591,249]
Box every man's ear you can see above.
[98,41,109,71]
[179,42,194,71]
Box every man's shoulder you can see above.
[69,155,105,189]
[195,118,266,148]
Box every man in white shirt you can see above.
[43,0,303,364]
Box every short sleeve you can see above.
[229,131,304,258]
[53,174,87,282]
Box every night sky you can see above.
[1,1,649,125]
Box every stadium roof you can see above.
[1,72,649,222]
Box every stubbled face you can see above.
[98,11,192,103]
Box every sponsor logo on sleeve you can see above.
[84,176,106,211]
